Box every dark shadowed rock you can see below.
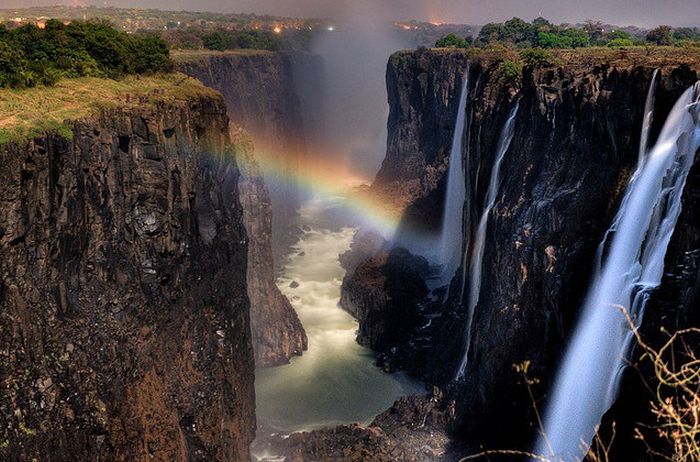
[341,48,700,452]
[0,93,255,461]
[179,51,316,367]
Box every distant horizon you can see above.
[2,1,699,28]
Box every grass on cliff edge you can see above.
[0,73,219,146]
[417,45,700,70]
[171,49,276,64]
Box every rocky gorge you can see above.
[0,82,256,461]
[339,47,700,456]
[1,36,699,462]
[178,50,318,367]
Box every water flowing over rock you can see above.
[535,82,700,462]
[0,94,255,461]
[455,98,520,380]
[340,49,700,453]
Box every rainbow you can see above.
[237,145,404,236]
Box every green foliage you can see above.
[607,38,634,48]
[0,20,172,89]
[200,29,281,52]
[435,33,472,48]
[647,25,674,45]
[472,17,700,50]
[496,59,522,88]
[520,47,557,66]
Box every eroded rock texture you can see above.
[0,95,255,461]
[232,128,307,366]
[180,52,315,366]
[342,48,700,451]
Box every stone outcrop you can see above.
[259,388,466,462]
[0,91,255,461]
[231,127,307,366]
[341,48,700,451]
[179,51,315,366]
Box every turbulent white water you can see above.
[435,68,470,283]
[254,196,424,437]
[455,100,520,380]
[535,82,700,461]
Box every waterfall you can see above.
[639,69,659,164]
[434,67,470,283]
[534,82,700,461]
[455,99,521,380]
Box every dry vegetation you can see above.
[423,45,700,71]
[0,73,218,145]
[171,48,275,64]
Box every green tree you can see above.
[0,42,28,88]
[478,22,505,43]
[502,17,534,44]
[607,38,634,47]
[560,28,590,47]
[647,25,673,45]
[435,33,469,48]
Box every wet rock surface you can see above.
[341,49,700,453]
[0,95,255,461]
[259,389,469,462]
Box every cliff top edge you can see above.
[392,45,700,70]
[0,73,220,146]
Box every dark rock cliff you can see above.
[179,51,316,366]
[0,93,255,461]
[341,48,700,451]
[231,127,308,366]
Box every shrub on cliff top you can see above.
[435,33,473,49]
[520,47,557,67]
[495,59,523,89]
[0,19,173,89]
[607,38,635,48]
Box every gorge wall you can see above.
[342,48,700,451]
[0,89,256,461]
[179,51,318,366]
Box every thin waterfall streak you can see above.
[455,99,521,380]
[594,70,659,276]
[435,66,470,284]
[457,105,475,301]
[534,82,700,462]
[639,69,660,165]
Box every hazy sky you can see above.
[3,0,700,27]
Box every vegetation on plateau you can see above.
[0,19,172,89]
[0,73,216,145]
[160,28,286,52]
[435,17,700,50]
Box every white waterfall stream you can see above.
[435,67,470,284]
[534,81,700,461]
[455,100,521,380]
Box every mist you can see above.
[306,2,411,179]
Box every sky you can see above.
[3,0,700,27]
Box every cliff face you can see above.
[343,48,700,449]
[231,127,308,366]
[374,51,469,231]
[0,93,255,461]
[179,51,317,366]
